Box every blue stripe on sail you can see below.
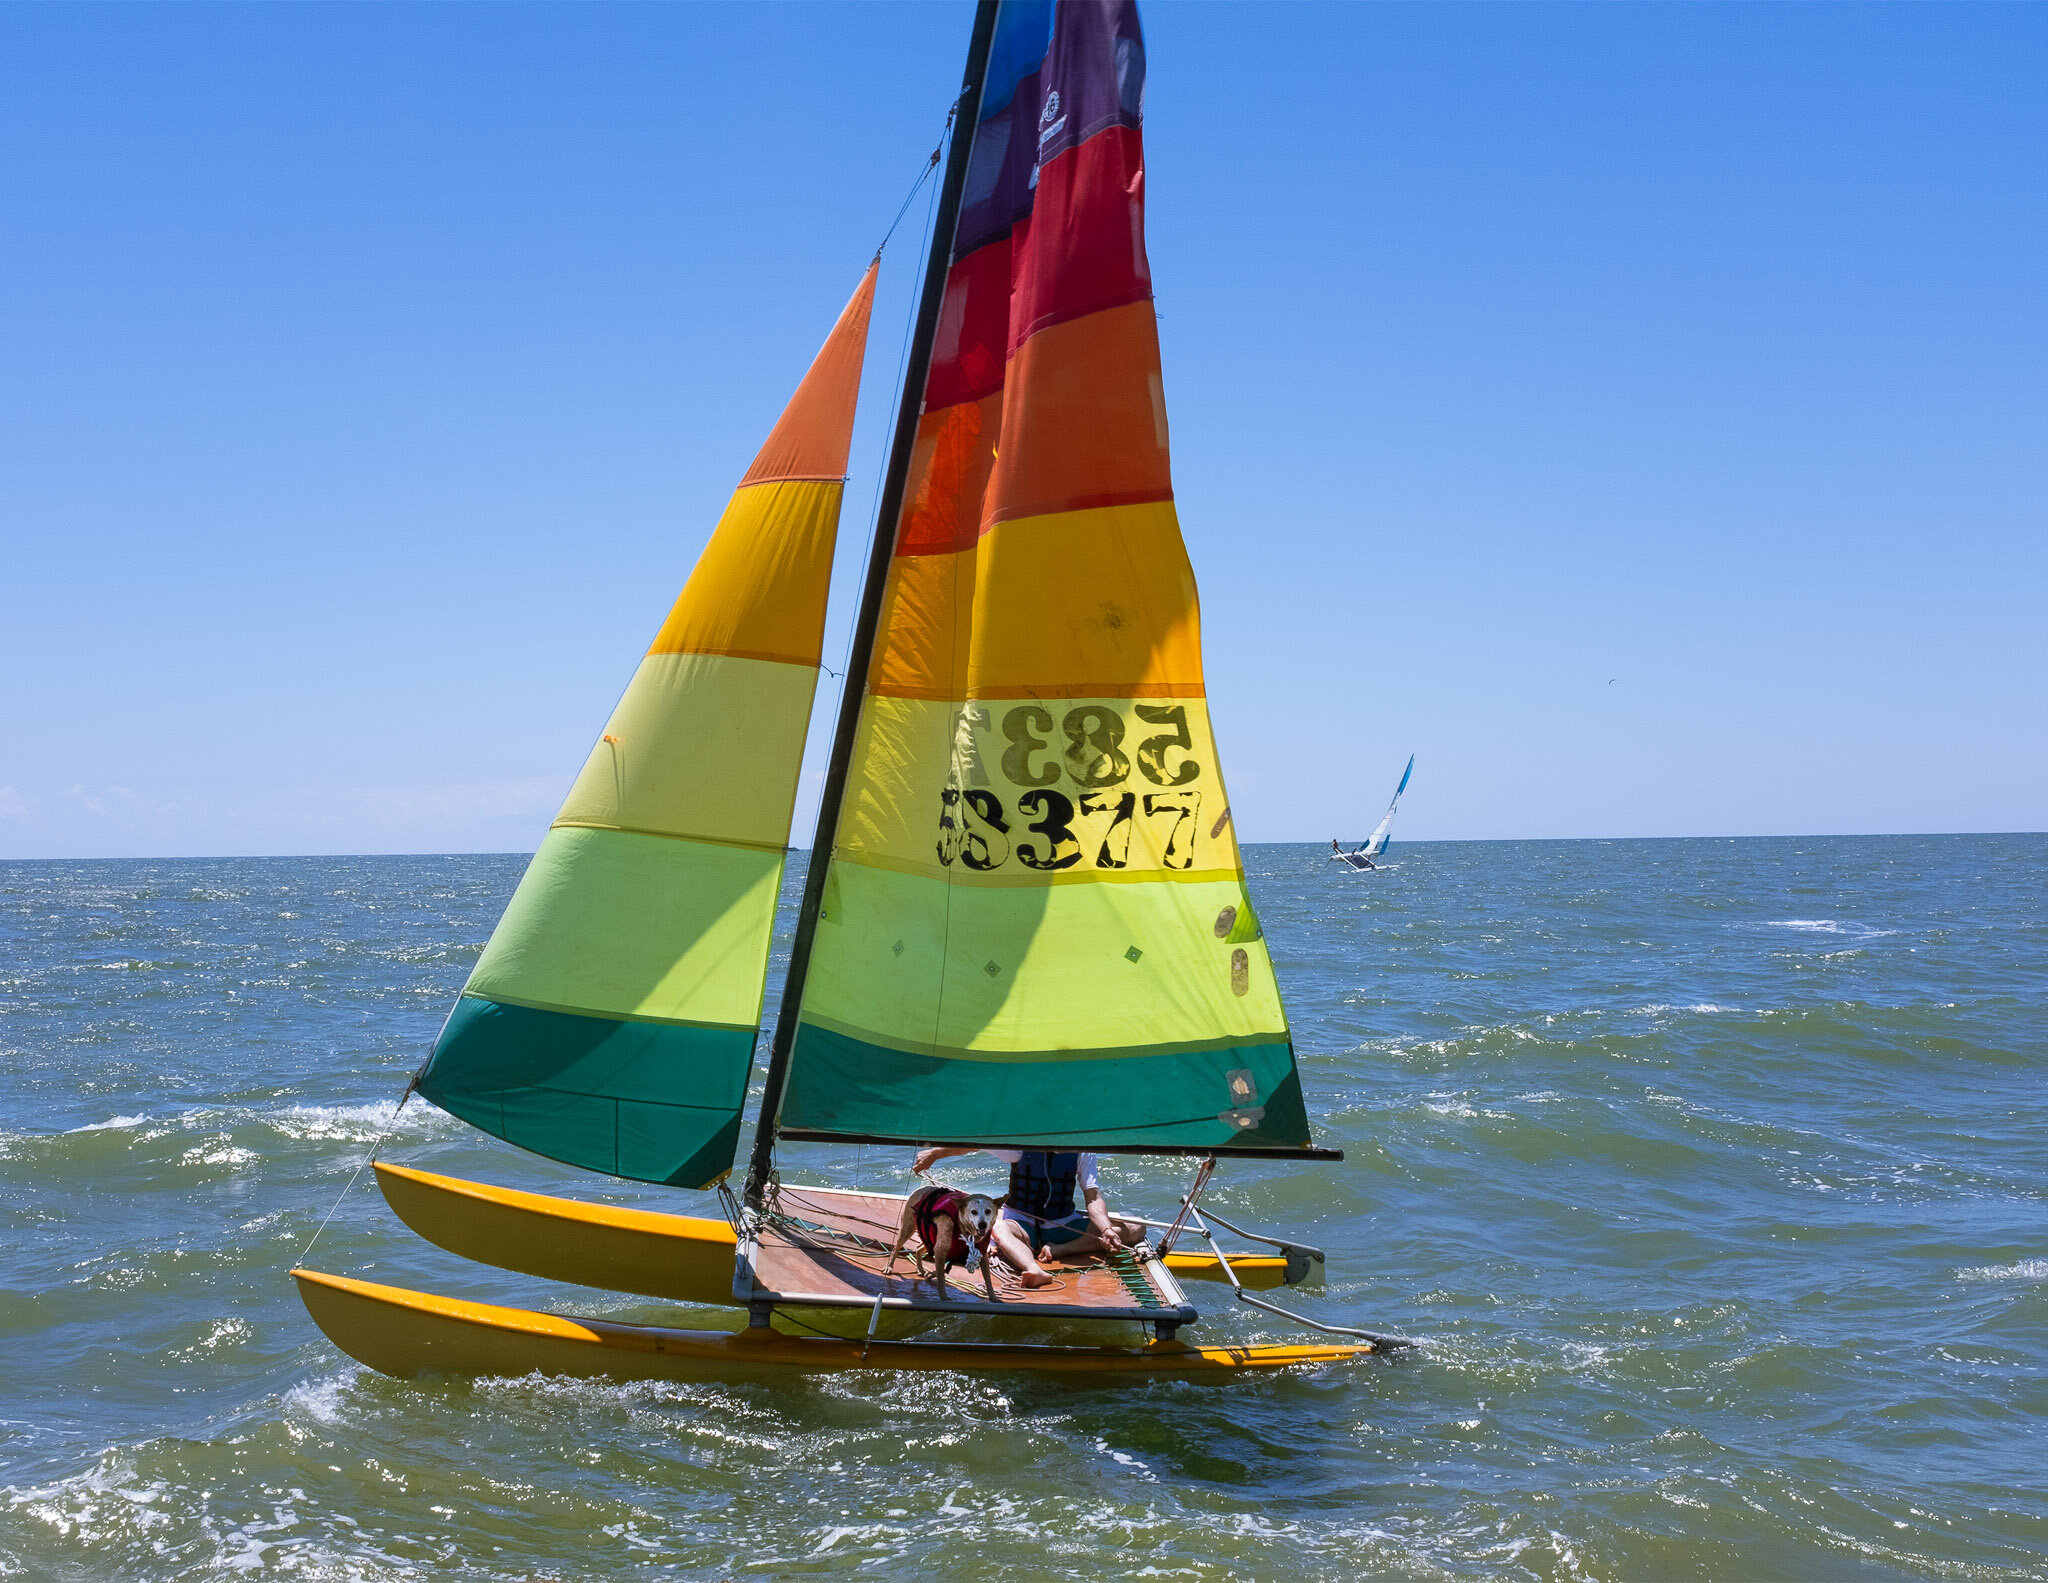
[981,0,1055,118]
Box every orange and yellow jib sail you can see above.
[781,0,1313,1152]
[417,268,877,1187]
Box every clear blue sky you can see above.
[3,2,2042,859]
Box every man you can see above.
[911,1146,1150,1288]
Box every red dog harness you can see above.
[913,1188,977,1265]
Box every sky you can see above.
[2,1,2042,859]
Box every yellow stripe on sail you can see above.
[648,480,845,667]
[555,652,822,851]
[833,691,1238,883]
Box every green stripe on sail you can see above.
[465,826,785,1029]
[781,1021,1310,1150]
[420,995,753,1188]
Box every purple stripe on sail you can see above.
[956,0,1146,260]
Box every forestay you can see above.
[416,269,877,1187]
[780,1,1316,1155]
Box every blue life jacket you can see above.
[1007,1151,1081,1222]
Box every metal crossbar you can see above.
[1185,1203,1415,1350]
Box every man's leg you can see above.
[1033,1220,1111,1259]
[1035,1216,1152,1261]
[989,1216,1055,1287]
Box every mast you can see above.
[743,0,1002,1210]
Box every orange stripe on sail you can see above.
[866,500,1204,701]
[739,263,877,488]
[984,300,1172,529]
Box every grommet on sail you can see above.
[414,267,877,1189]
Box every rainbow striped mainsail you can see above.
[779,0,1312,1153]
[417,268,877,1188]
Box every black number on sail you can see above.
[957,789,1011,871]
[1134,704,1201,786]
[1143,791,1202,869]
[1079,790,1136,869]
[1000,706,1060,787]
[935,786,963,867]
[1062,706,1129,788]
[1014,788,1083,870]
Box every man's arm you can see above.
[912,1145,979,1176]
[1082,1185,1124,1249]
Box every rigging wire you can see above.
[873,138,944,261]
[289,1084,415,1269]
[826,113,948,706]
[773,1307,869,1344]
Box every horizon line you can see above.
[2,829,2042,864]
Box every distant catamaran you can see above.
[295,0,1408,1381]
[1333,755,1415,872]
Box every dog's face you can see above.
[959,1194,996,1243]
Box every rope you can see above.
[290,1085,413,1269]
[715,1183,744,1236]
[773,1308,868,1344]
[872,137,944,261]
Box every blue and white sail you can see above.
[1361,755,1415,858]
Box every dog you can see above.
[885,1184,999,1301]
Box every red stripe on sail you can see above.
[924,243,1012,415]
[1008,125,1152,355]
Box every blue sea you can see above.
[2,835,2044,1579]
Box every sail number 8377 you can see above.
[937,704,1207,873]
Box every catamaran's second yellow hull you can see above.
[292,1268,1371,1381]
[373,1161,1306,1303]
[375,1162,739,1305]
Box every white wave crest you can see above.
[268,1100,456,1144]
[1956,1258,2048,1283]
[282,1368,362,1425]
[1766,919,1896,938]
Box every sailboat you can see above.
[294,0,1408,1381]
[1332,755,1414,873]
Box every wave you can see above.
[69,1114,149,1134]
[0,1097,458,1164]
[1955,1258,2048,1283]
[1765,919,1897,939]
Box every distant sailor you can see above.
[912,1146,1152,1286]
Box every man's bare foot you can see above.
[1038,1246,1059,1265]
[1015,1266,1055,1288]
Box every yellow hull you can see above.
[376,1162,739,1304]
[292,1268,1372,1380]
[373,1161,1305,1302]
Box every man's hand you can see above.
[913,1147,941,1175]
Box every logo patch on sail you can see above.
[1038,89,1067,148]
[1029,89,1068,192]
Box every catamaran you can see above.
[1332,755,1415,872]
[294,0,1409,1381]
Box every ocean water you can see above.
[2,835,2044,1581]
